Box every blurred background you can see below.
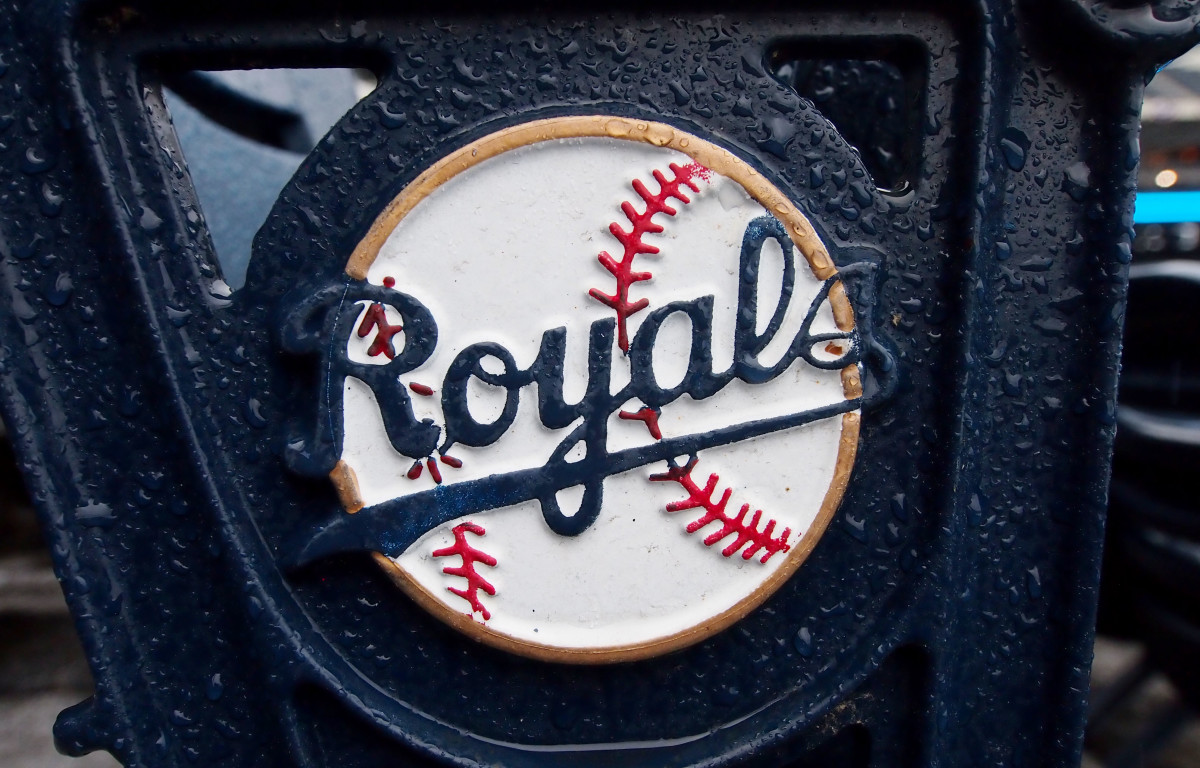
[2,42,1200,768]
[1083,45,1200,768]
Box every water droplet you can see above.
[1026,567,1043,599]
[74,500,115,528]
[794,626,813,657]
[1062,162,1090,202]
[39,183,63,217]
[1000,127,1030,171]
[206,673,224,701]
[139,206,162,232]
[45,273,72,306]
[244,398,268,429]
[757,116,796,159]
[645,123,673,146]
[21,146,53,174]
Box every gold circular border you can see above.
[331,115,861,664]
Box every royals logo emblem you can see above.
[282,116,883,662]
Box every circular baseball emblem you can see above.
[292,116,862,663]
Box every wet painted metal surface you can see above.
[0,2,1195,766]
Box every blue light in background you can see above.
[1135,191,1200,224]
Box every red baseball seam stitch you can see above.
[356,303,404,359]
[589,161,711,352]
[404,453,464,482]
[618,406,663,440]
[649,458,792,563]
[431,522,497,620]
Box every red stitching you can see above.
[356,304,404,360]
[431,522,497,620]
[406,454,464,481]
[619,407,663,440]
[589,161,711,352]
[650,458,792,563]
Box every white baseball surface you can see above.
[340,136,851,652]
